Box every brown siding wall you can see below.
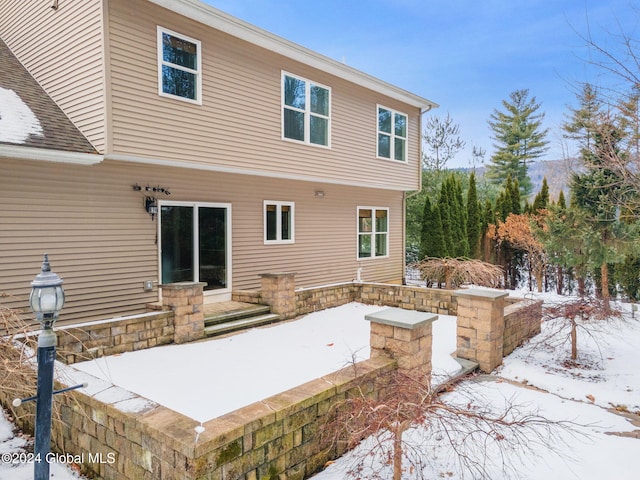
[107,0,420,190]
[1,158,405,323]
[0,0,105,151]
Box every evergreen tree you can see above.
[557,190,567,210]
[467,172,481,258]
[563,83,602,153]
[616,254,640,301]
[451,175,469,257]
[509,178,522,214]
[570,117,629,301]
[438,179,454,256]
[617,85,640,158]
[486,89,549,196]
[532,177,550,212]
[420,197,446,259]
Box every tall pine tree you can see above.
[486,89,549,196]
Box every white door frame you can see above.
[157,200,232,302]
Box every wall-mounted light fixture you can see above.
[145,197,158,219]
[51,0,59,10]
[133,183,170,220]
[314,190,325,198]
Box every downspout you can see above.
[403,104,435,284]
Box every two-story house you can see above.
[0,0,437,324]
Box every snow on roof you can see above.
[0,39,96,155]
[0,87,44,144]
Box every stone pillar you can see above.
[455,289,508,373]
[365,308,437,375]
[160,282,206,344]
[259,272,296,320]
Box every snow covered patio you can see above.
[69,303,461,422]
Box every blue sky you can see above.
[205,0,639,167]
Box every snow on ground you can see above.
[313,379,639,480]
[313,294,640,480]
[2,295,639,479]
[0,409,85,480]
[70,303,461,422]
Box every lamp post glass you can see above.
[29,254,64,326]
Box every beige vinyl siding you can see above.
[1,157,403,323]
[107,0,420,191]
[0,0,105,151]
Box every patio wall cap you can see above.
[453,288,509,300]
[365,307,438,329]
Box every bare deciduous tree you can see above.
[537,297,623,362]
[412,257,503,290]
[0,299,38,408]
[422,113,466,171]
[322,368,581,479]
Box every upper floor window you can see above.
[377,106,407,162]
[264,201,295,244]
[357,207,388,259]
[157,27,202,104]
[282,72,330,147]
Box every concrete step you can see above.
[204,304,272,327]
[204,313,281,337]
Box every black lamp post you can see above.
[29,254,64,480]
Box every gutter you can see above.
[0,145,103,165]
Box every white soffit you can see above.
[148,0,438,110]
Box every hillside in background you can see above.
[463,158,575,202]
[527,158,576,201]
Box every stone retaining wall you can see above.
[293,282,457,317]
[0,350,395,480]
[56,311,174,364]
[503,298,543,356]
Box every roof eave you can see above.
[0,144,104,164]
[148,0,438,110]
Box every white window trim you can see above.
[376,105,408,162]
[264,200,295,244]
[157,26,202,105]
[357,206,389,260]
[281,71,331,148]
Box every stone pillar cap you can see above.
[454,288,509,300]
[365,308,438,329]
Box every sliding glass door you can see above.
[160,202,231,293]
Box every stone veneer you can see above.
[366,308,438,374]
[56,311,174,364]
[503,298,543,356]
[294,282,456,317]
[0,347,395,480]
[161,282,206,344]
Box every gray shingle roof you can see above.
[0,39,97,154]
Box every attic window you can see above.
[157,27,202,104]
